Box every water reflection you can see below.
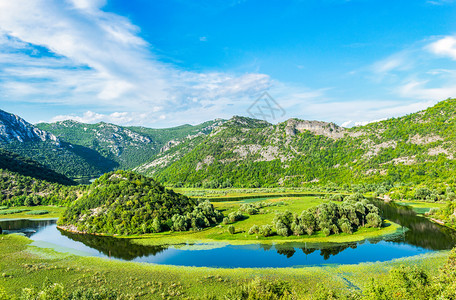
[376,200,456,250]
[1,200,455,268]
[58,228,167,260]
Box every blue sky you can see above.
[1,0,456,127]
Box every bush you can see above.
[322,227,331,236]
[366,213,382,228]
[248,225,260,235]
[228,225,235,234]
[259,225,272,237]
[228,211,244,223]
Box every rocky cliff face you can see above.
[0,110,59,144]
[285,119,346,139]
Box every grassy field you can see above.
[173,187,332,199]
[0,234,448,299]
[0,206,65,220]
[130,196,401,246]
[394,200,446,215]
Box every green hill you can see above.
[0,149,75,185]
[138,99,456,190]
[58,171,222,235]
[36,119,225,174]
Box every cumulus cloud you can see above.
[428,36,456,60]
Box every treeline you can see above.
[248,194,382,238]
[0,149,75,185]
[0,169,82,207]
[59,171,221,235]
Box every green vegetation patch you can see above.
[0,209,30,215]
[59,171,222,235]
[25,210,49,216]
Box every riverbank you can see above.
[0,234,448,299]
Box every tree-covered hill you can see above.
[0,149,75,185]
[140,98,456,189]
[36,119,225,172]
[58,171,222,235]
[0,109,117,178]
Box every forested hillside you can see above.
[36,119,224,172]
[142,99,456,190]
[0,149,74,185]
[0,110,116,178]
[59,171,222,235]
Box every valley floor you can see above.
[0,193,450,298]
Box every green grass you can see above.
[0,209,29,215]
[0,206,65,219]
[173,187,330,199]
[129,196,401,246]
[395,200,446,214]
[0,234,448,299]
[25,210,50,216]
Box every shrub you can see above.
[259,225,273,237]
[366,213,382,228]
[322,227,331,237]
[228,211,244,223]
[171,214,187,231]
[228,225,235,234]
[246,207,259,215]
[248,225,260,235]
[275,222,290,237]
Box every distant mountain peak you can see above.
[0,109,59,144]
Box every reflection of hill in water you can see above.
[58,229,167,260]
[376,200,456,250]
[274,243,359,260]
[0,219,56,237]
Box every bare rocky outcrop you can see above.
[408,134,443,145]
[284,119,346,139]
[0,110,59,144]
[428,146,454,159]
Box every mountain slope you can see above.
[0,149,74,185]
[142,99,456,188]
[0,109,116,178]
[36,119,225,171]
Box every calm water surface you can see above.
[1,201,455,268]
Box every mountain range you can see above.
[1,98,456,188]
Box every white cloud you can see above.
[0,0,272,125]
[428,36,456,60]
[50,110,149,125]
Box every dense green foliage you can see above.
[59,171,222,235]
[242,195,382,238]
[0,168,82,207]
[36,119,223,175]
[0,149,74,185]
[147,99,456,190]
[1,140,114,179]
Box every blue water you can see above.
[1,201,455,268]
